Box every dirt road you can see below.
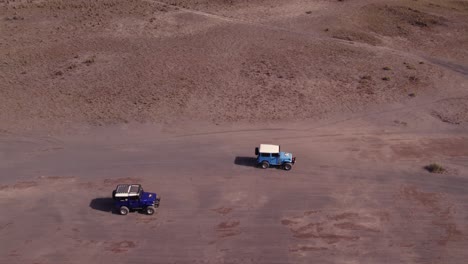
[1,111,467,263]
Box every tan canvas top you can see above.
[259,144,280,153]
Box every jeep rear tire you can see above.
[261,161,269,169]
[283,163,292,171]
[146,206,155,215]
[120,206,129,216]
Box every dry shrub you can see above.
[425,163,445,173]
[362,4,447,37]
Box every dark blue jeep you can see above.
[112,184,161,215]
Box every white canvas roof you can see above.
[114,184,141,197]
[259,144,280,153]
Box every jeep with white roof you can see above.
[112,184,160,215]
[255,144,296,170]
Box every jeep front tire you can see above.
[283,163,292,171]
[261,161,269,169]
[146,206,155,215]
[120,206,129,215]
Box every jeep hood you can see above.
[279,152,293,161]
[140,192,157,202]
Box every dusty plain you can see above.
[1,0,468,263]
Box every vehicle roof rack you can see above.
[114,184,141,197]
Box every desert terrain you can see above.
[1,0,468,263]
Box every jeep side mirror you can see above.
[255,147,259,155]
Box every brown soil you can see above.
[12,181,38,189]
[362,4,448,37]
[327,212,358,221]
[431,97,468,124]
[1,0,467,133]
[212,207,233,215]
[330,29,382,46]
[107,241,137,253]
[334,222,380,233]
[218,220,240,229]
[103,177,142,185]
[280,219,298,226]
[289,246,329,252]
[38,175,75,181]
[1,0,468,263]
[397,185,465,247]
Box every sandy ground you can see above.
[1,0,468,263]
[1,106,468,263]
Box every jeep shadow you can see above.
[89,197,117,214]
[234,156,258,167]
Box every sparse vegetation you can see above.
[83,56,96,65]
[67,64,77,70]
[393,120,407,126]
[382,77,390,81]
[425,163,445,173]
[363,5,447,38]
[5,16,24,21]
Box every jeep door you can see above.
[128,196,140,209]
[271,153,280,165]
[259,153,269,163]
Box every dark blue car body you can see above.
[112,184,160,215]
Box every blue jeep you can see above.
[112,184,161,215]
[255,144,296,171]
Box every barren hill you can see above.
[1,0,467,132]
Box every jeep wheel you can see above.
[146,206,155,215]
[261,161,269,169]
[120,206,129,216]
[283,163,292,171]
